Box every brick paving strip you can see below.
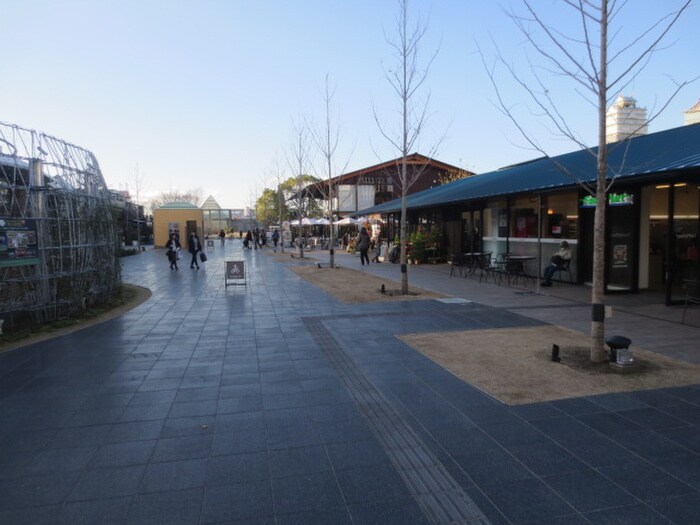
[304,316,491,525]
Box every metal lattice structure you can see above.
[0,121,119,327]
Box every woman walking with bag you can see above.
[166,233,181,271]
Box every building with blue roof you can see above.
[357,122,700,304]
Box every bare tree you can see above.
[375,0,441,294]
[310,75,354,268]
[131,162,147,252]
[268,156,287,253]
[149,188,203,211]
[485,0,692,361]
[286,120,314,259]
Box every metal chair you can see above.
[551,259,574,285]
[503,258,524,287]
[481,253,507,284]
[450,254,467,277]
[682,279,700,324]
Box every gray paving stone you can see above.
[0,246,697,524]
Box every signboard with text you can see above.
[225,260,246,286]
[0,218,39,268]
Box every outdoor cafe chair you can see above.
[450,254,467,277]
[480,253,507,284]
[551,259,574,285]
[682,279,700,324]
[473,252,492,279]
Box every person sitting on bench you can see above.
[542,240,572,287]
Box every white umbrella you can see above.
[333,217,361,226]
[291,218,317,226]
[314,218,331,225]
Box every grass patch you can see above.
[0,284,150,352]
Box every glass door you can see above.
[607,200,637,291]
[462,210,482,253]
[670,183,700,302]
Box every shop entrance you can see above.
[462,209,483,253]
[578,190,638,291]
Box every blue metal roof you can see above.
[359,123,700,214]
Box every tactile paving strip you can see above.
[304,317,491,525]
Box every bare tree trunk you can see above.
[591,0,609,362]
[376,0,439,295]
[400,178,408,293]
[400,9,409,294]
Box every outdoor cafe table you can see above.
[463,252,487,275]
[505,255,537,283]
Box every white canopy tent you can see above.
[332,217,362,226]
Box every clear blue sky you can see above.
[2,0,698,209]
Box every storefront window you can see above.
[484,199,506,238]
[673,183,700,284]
[544,192,578,239]
[510,196,537,238]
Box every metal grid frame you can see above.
[0,121,119,325]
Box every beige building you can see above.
[152,202,203,247]
[605,95,648,143]
[684,99,700,125]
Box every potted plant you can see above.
[410,231,427,264]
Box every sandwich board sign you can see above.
[225,260,246,286]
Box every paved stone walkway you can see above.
[0,241,698,524]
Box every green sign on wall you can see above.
[0,218,39,268]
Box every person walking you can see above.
[244,230,253,249]
[357,227,371,266]
[188,231,202,270]
[271,229,279,251]
[219,229,226,247]
[166,233,181,271]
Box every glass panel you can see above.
[647,186,668,292]
[607,204,636,291]
[544,192,578,239]
[510,196,537,238]
[671,183,700,302]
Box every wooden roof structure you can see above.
[302,153,472,199]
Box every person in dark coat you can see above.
[357,227,371,266]
[272,229,279,251]
[244,230,253,249]
[219,229,226,247]
[188,232,201,269]
[166,233,181,271]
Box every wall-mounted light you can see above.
[547,208,555,215]
[656,183,688,189]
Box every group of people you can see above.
[166,228,283,270]
[165,232,203,271]
[243,228,277,250]
[167,227,573,286]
